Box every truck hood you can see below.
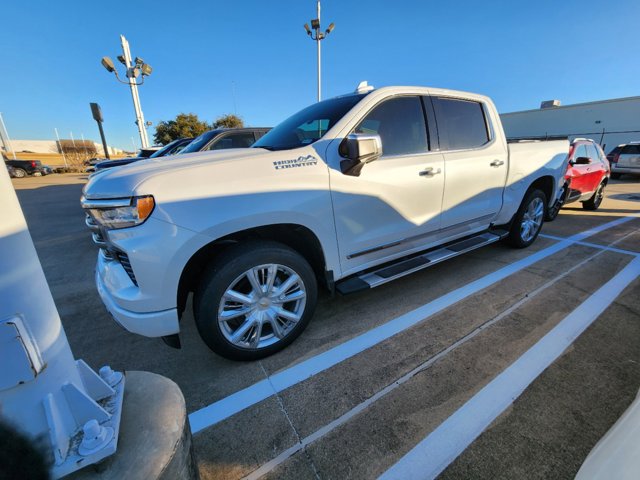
[83,148,269,199]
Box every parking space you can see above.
[12,174,640,479]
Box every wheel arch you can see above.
[176,223,329,319]
[528,175,555,207]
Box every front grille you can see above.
[115,251,138,286]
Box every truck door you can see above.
[329,96,445,275]
[431,96,508,230]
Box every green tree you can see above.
[153,113,211,145]
[213,114,244,129]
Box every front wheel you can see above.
[194,241,318,360]
[507,189,547,248]
[582,182,605,211]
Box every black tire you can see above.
[12,168,27,178]
[610,173,621,180]
[507,189,547,248]
[194,241,318,360]
[582,182,605,211]
[545,186,566,222]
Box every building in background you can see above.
[8,139,124,156]
[501,96,640,154]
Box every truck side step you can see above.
[335,231,507,294]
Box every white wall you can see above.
[501,97,640,154]
[9,139,124,156]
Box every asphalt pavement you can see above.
[12,173,640,479]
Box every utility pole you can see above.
[304,1,334,102]
[120,35,150,148]
[316,0,321,102]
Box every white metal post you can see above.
[54,128,68,168]
[120,35,150,148]
[0,162,124,478]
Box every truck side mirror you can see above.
[339,133,383,176]
[574,156,591,165]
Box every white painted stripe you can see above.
[380,255,640,480]
[540,233,640,257]
[188,215,636,434]
[243,227,638,479]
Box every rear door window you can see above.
[432,97,490,150]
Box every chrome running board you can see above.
[336,230,508,294]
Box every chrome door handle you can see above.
[419,167,442,176]
[490,160,505,167]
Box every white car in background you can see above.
[607,142,640,179]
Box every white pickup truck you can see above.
[82,84,569,360]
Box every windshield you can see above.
[181,131,218,153]
[252,94,367,151]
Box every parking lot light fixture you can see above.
[101,35,153,148]
[101,56,116,73]
[304,0,334,102]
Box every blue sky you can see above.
[1,0,638,152]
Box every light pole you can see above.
[101,35,153,148]
[304,0,334,102]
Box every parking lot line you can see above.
[188,216,637,434]
[540,233,640,257]
[379,255,640,480]
[240,227,639,479]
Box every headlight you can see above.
[82,195,155,229]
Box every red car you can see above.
[546,138,610,220]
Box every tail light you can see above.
[608,153,620,164]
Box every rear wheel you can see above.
[582,182,605,211]
[12,168,27,178]
[507,189,546,248]
[194,241,318,360]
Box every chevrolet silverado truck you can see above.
[81,84,569,360]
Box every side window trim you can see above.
[421,96,440,152]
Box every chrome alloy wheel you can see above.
[520,197,544,243]
[217,264,307,349]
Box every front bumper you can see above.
[96,259,180,337]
